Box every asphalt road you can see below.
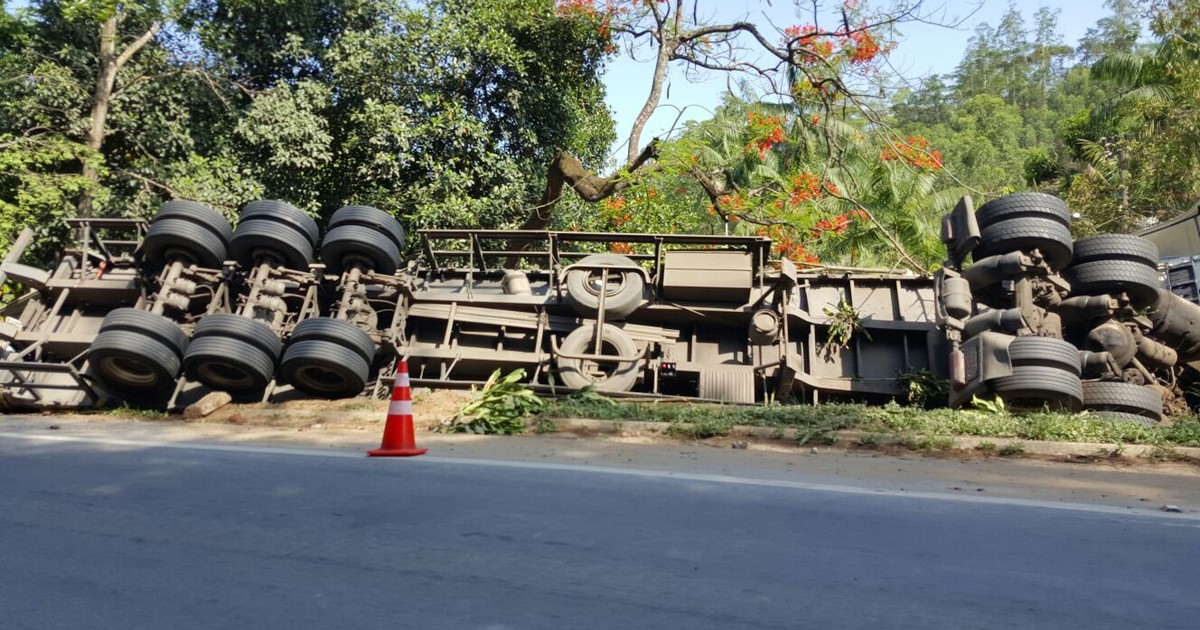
[1,431,1197,630]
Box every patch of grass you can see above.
[998,442,1025,457]
[533,417,559,434]
[107,405,168,420]
[901,435,956,452]
[540,396,1200,448]
[975,441,997,452]
[667,417,734,439]
[858,433,882,447]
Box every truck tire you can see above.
[279,340,370,399]
[1008,336,1081,376]
[237,199,319,248]
[99,308,188,357]
[971,217,1073,271]
[989,365,1083,411]
[1062,259,1160,308]
[565,254,644,320]
[1081,380,1163,423]
[320,225,401,275]
[288,318,375,364]
[1069,234,1158,266]
[89,330,181,391]
[1089,411,1157,426]
[142,201,232,270]
[193,314,282,358]
[975,193,1070,230]
[327,205,406,252]
[556,323,640,392]
[228,220,314,270]
[153,200,234,245]
[183,335,276,393]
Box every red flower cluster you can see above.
[880,135,943,170]
[812,214,850,237]
[756,225,819,264]
[783,22,886,67]
[609,242,634,254]
[601,195,633,227]
[745,111,786,160]
[845,30,880,64]
[555,0,627,53]
[786,172,839,206]
[811,209,868,237]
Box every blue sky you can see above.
[600,0,1100,161]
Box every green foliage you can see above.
[998,442,1025,456]
[970,395,1008,416]
[821,298,871,359]
[902,369,950,409]
[542,395,1200,448]
[1,0,616,256]
[442,368,545,435]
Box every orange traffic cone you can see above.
[367,359,427,457]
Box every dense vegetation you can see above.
[4,0,1200,272]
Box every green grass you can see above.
[541,398,1200,447]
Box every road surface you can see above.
[0,422,1197,629]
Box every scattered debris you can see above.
[183,391,233,419]
[1161,505,1184,513]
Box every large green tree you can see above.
[0,0,617,259]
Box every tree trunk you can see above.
[77,15,162,217]
[78,16,120,217]
[626,38,674,165]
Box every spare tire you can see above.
[556,323,640,392]
[564,254,645,320]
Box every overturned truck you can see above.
[939,192,1200,424]
[4,192,1200,423]
[0,200,943,411]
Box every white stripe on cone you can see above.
[387,400,413,417]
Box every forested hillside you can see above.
[3,0,1200,273]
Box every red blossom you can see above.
[880,135,943,170]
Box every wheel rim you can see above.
[97,356,160,387]
[577,338,624,384]
[585,270,626,298]
[196,360,255,391]
[292,364,350,394]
